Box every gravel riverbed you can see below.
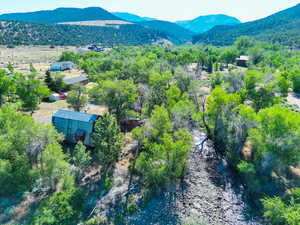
[128,130,263,225]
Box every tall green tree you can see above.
[289,69,300,93]
[135,106,192,190]
[166,85,195,129]
[67,84,88,112]
[16,73,50,114]
[91,79,138,121]
[0,104,63,194]
[147,71,172,113]
[234,36,254,54]
[72,141,91,181]
[42,142,72,191]
[92,113,123,168]
[45,72,67,93]
[249,106,300,174]
[0,70,15,105]
[220,48,239,67]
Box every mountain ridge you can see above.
[0,20,168,46]
[137,20,195,44]
[0,7,121,24]
[112,12,155,22]
[193,3,300,47]
[176,14,240,34]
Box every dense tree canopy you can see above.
[1,38,300,224]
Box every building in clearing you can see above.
[236,55,250,67]
[52,110,99,146]
[63,76,89,90]
[50,61,75,71]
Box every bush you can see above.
[262,192,300,225]
[30,188,84,225]
[104,177,113,190]
[126,204,138,214]
[85,217,107,225]
[289,70,300,93]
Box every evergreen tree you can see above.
[92,113,123,168]
[72,141,91,180]
[67,84,88,112]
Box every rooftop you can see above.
[237,55,250,61]
[53,109,99,123]
[64,76,88,85]
[51,61,75,66]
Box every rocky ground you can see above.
[127,130,262,225]
[91,130,263,225]
[287,92,300,109]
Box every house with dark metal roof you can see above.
[64,76,89,86]
[63,76,89,90]
[52,110,99,146]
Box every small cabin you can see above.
[64,76,89,90]
[236,56,250,67]
[52,110,99,146]
[50,61,75,71]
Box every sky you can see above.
[1,0,300,22]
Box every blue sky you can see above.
[1,0,299,22]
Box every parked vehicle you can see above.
[48,93,68,102]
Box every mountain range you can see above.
[112,12,196,44]
[112,12,240,35]
[194,3,300,47]
[0,4,300,47]
[0,8,169,46]
[0,7,240,45]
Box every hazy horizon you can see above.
[1,0,300,22]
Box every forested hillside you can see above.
[0,21,167,46]
[113,12,155,22]
[137,20,195,44]
[0,7,120,23]
[176,14,240,34]
[194,3,300,47]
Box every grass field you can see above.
[0,45,81,74]
[32,100,107,124]
[0,45,103,124]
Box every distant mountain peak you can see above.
[176,14,240,34]
[137,20,194,44]
[193,3,300,47]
